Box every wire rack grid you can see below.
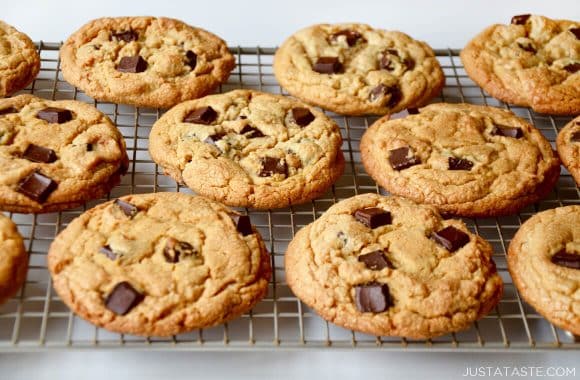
[0,42,578,352]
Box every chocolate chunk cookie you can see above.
[0,214,27,305]
[461,15,580,115]
[60,17,235,108]
[360,103,560,217]
[285,193,503,338]
[556,116,580,185]
[149,90,345,209]
[48,192,272,336]
[0,21,40,97]
[508,205,580,335]
[273,23,444,115]
[0,95,128,213]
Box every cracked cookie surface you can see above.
[0,21,39,97]
[556,116,580,185]
[48,192,272,336]
[285,193,503,338]
[360,103,560,217]
[0,214,27,305]
[0,95,128,213]
[149,90,345,209]
[461,15,580,115]
[273,23,444,116]
[508,205,580,335]
[60,17,235,108]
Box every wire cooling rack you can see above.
[0,42,578,352]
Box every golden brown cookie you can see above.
[0,214,27,305]
[0,20,40,97]
[285,193,503,338]
[48,192,272,337]
[556,116,580,185]
[60,17,235,108]
[461,15,580,115]
[360,103,560,217]
[508,205,579,335]
[0,95,128,213]
[149,90,345,209]
[273,23,444,115]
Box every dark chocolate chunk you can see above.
[355,283,392,313]
[511,14,531,25]
[239,115,247,120]
[259,156,287,177]
[358,250,393,270]
[404,57,415,71]
[354,208,392,229]
[407,108,419,115]
[491,124,524,138]
[37,107,73,124]
[204,132,226,147]
[231,214,253,236]
[368,84,401,107]
[550,250,580,270]
[114,199,138,218]
[22,144,57,163]
[330,30,363,46]
[186,50,197,70]
[105,282,144,316]
[517,41,536,53]
[240,125,264,138]
[570,27,580,40]
[0,107,18,115]
[563,62,580,74]
[184,106,217,125]
[92,44,101,50]
[112,30,138,42]
[448,157,474,171]
[313,57,343,74]
[86,143,93,151]
[388,147,420,170]
[99,245,117,260]
[379,51,398,71]
[163,237,196,263]
[291,107,315,127]
[17,171,57,202]
[432,226,470,252]
[117,55,148,73]
[570,131,580,142]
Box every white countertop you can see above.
[2,0,580,379]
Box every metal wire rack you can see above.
[0,42,578,352]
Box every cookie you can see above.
[508,205,580,335]
[149,90,345,209]
[360,103,560,217]
[273,23,444,116]
[48,192,271,336]
[0,214,27,305]
[0,21,40,97]
[556,116,580,185]
[461,15,580,115]
[0,95,128,213]
[285,193,503,338]
[60,17,235,109]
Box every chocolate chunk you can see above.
[403,58,415,71]
[368,84,401,107]
[240,125,264,138]
[117,55,148,73]
[0,107,18,115]
[571,131,580,142]
[448,157,474,171]
[99,245,117,260]
[491,124,524,138]
[92,44,101,50]
[570,27,580,40]
[563,63,580,74]
[184,106,217,125]
[231,214,253,236]
[330,30,363,46]
[112,30,138,42]
[550,250,580,270]
[291,107,315,127]
[313,57,343,74]
[105,282,144,316]
[354,208,392,229]
[385,48,399,56]
[37,107,73,124]
[239,115,247,120]
[358,250,393,270]
[511,14,531,25]
[355,283,392,313]
[204,132,226,147]
[259,156,287,177]
[407,108,419,115]
[389,147,420,170]
[22,144,57,163]
[86,143,93,151]
[186,50,197,70]
[379,51,398,71]
[432,226,470,252]
[17,171,57,202]
[163,237,196,263]
[114,199,138,218]
[517,41,536,53]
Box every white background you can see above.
[2,0,580,379]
